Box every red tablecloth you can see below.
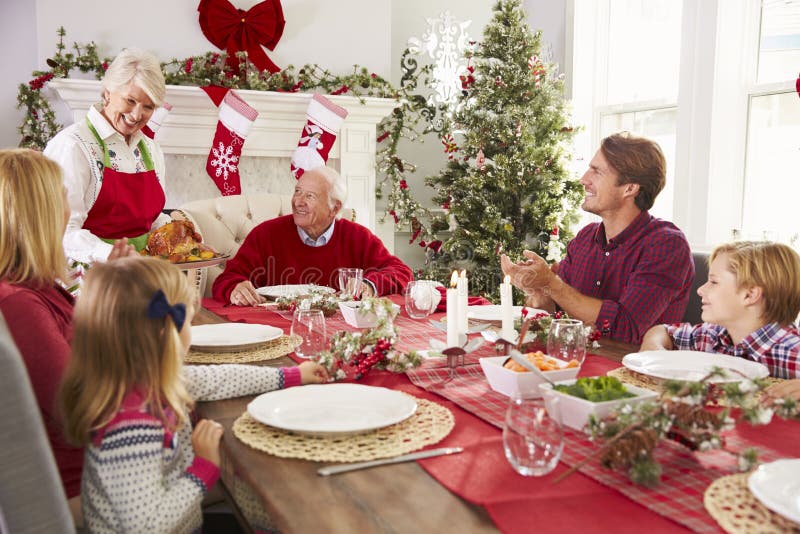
[201,298,800,533]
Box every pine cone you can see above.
[665,400,723,450]
[600,428,658,470]
[667,401,721,429]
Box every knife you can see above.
[317,447,464,476]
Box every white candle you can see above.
[500,274,515,341]
[446,271,460,347]
[457,269,468,337]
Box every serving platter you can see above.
[247,383,418,436]
[172,254,230,269]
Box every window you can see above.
[570,0,800,250]
[570,0,682,223]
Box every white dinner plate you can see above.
[748,459,800,525]
[247,383,418,436]
[191,323,282,348]
[255,284,335,299]
[466,305,546,322]
[622,350,769,383]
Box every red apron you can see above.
[82,119,165,245]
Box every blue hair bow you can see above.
[147,289,187,331]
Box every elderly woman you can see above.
[0,149,83,524]
[44,47,170,263]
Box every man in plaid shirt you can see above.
[501,132,693,344]
[641,241,800,379]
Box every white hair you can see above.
[101,48,166,106]
[309,166,347,210]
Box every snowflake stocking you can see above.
[141,102,172,139]
[205,90,258,195]
[290,93,348,179]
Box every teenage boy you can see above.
[640,241,800,379]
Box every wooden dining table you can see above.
[191,302,798,534]
[191,303,648,533]
[194,305,500,533]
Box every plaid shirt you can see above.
[559,211,693,344]
[666,322,800,379]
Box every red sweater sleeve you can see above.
[344,222,413,296]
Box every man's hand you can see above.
[107,238,138,261]
[500,250,555,294]
[764,379,800,402]
[230,280,266,306]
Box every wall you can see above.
[0,0,568,269]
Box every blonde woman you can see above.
[0,149,82,522]
[44,47,171,263]
[60,256,327,532]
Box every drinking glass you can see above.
[404,280,441,319]
[546,318,587,367]
[337,268,364,300]
[503,394,563,476]
[291,309,327,359]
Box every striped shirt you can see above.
[666,322,800,379]
[558,211,693,344]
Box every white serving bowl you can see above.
[479,355,580,398]
[539,378,658,431]
[338,301,399,328]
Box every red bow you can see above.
[198,0,285,73]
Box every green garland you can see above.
[17,27,443,241]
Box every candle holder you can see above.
[429,334,484,384]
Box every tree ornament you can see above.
[197,0,285,73]
[476,149,486,170]
[441,134,458,159]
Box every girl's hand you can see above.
[107,238,138,261]
[191,419,224,467]
[298,361,329,384]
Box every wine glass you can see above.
[404,280,441,319]
[546,318,587,367]
[291,309,327,359]
[337,268,364,300]
[502,393,563,476]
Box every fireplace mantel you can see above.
[47,79,398,246]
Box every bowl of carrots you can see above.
[479,351,581,398]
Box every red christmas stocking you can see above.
[206,91,258,195]
[290,93,348,179]
[141,102,172,139]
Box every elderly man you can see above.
[213,166,413,305]
[501,132,693,344]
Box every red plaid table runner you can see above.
[202,296,449,350]
[406,355,792,533]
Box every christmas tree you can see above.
[424,0,583,300]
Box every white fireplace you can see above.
[47,78,398,250]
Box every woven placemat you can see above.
[185,335,301,364]
[608,367,783,398]
[704,473,800,533]
[233,396,454,462]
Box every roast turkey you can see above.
[145,221,217,263]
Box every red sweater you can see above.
[213,216,413,302]
[0,281,82,498]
